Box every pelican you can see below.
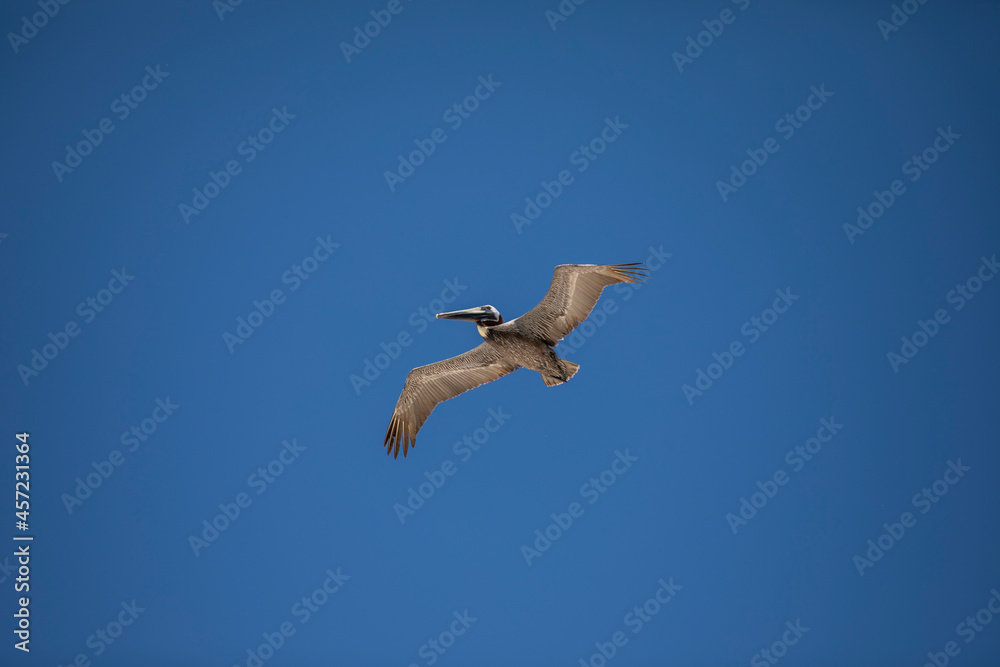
[384,263,647,458]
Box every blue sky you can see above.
[2,0,999,665]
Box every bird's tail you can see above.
[543,360,580,386]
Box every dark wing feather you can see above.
[512,263,647,345]
[384,343,518,458]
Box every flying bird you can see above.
[384,263,647,458]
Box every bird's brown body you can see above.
[384,263,647,458]
[479,321,579,385]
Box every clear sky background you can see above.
[2,1,999,665]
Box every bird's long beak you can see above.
[436,307,490,322]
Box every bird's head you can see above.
[436,305,503,326]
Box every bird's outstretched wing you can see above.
[384,343,518,458]
[511,263,647,345]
